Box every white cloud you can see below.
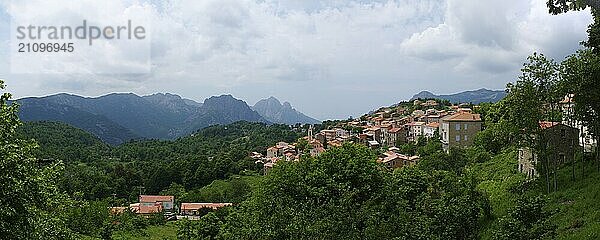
[0,0,593,119]
[400,0,591,75]
[6,0,153,74]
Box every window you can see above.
[464,124,468,130]
[464,135,468,141]
[455,123,460,131]
[519,164,522,172]
[455,135,460,142]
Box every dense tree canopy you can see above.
[0,80,71,239]
[182,144,489,240]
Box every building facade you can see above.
[439,112,482,150]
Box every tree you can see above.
[501,53,562,193]
[561,49,600,170]
[205,144,486,239]
[492,196,556,240]
[0,79,72,239]
[295,138,309,153]
[547,0,600,52]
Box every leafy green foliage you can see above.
[0,80,73,239]
[561,49,600,144]
[177,210,229,240]
[492,196,556,240]
[179,175,261,204]
[183,144,489,240]
[17,121,300,201]
[16,121,111,163]
[418,148,469,174]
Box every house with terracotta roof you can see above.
[406,121,425,142]
[263,161,275,174]
[439,112,482,150]
[423,122,440,139]
[310,146,325,156]
[378,151,420,169]
[363,126,382,144]
[518,121,579,178]
[249,152,263,160]
[129,195,175,214]
[423,100,438,107]
[180,203,233,216]
[382,127,406,147]
[266,146,279,158]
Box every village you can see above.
[105,96,597,222]
[255,96,597,177]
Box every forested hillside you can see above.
[16,121,300,201]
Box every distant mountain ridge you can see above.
[15,93,270,144]
[184,95,269,133]
[410,88,507,104]
[252,97,320,125]
[15,96,139,145]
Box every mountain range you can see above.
[410,88,507,104]
[15,93,318,144]
[252,97,320,125]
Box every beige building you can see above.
[382,127,406,147]
[440,112,482,151]
[180,203,232,215]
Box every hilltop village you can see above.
[254,99,483,173]
[255,96,597,176]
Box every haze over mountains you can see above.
[410,88,507,104]
[15,93,318,144]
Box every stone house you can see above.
[518,122,579,178]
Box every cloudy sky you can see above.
[0,0,592,120]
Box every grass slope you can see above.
[535,159,600,239]
[470,149,600,239]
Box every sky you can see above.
[0,0,593,120]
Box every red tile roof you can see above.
[389,127,403,133]
[442,112,481,122]
[559,94,574,104]
[139,195,174,203]
[539,121,560,130]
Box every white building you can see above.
[560,94,597,153]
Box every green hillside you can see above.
[16,121,111,163]
[538,159,600,239]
